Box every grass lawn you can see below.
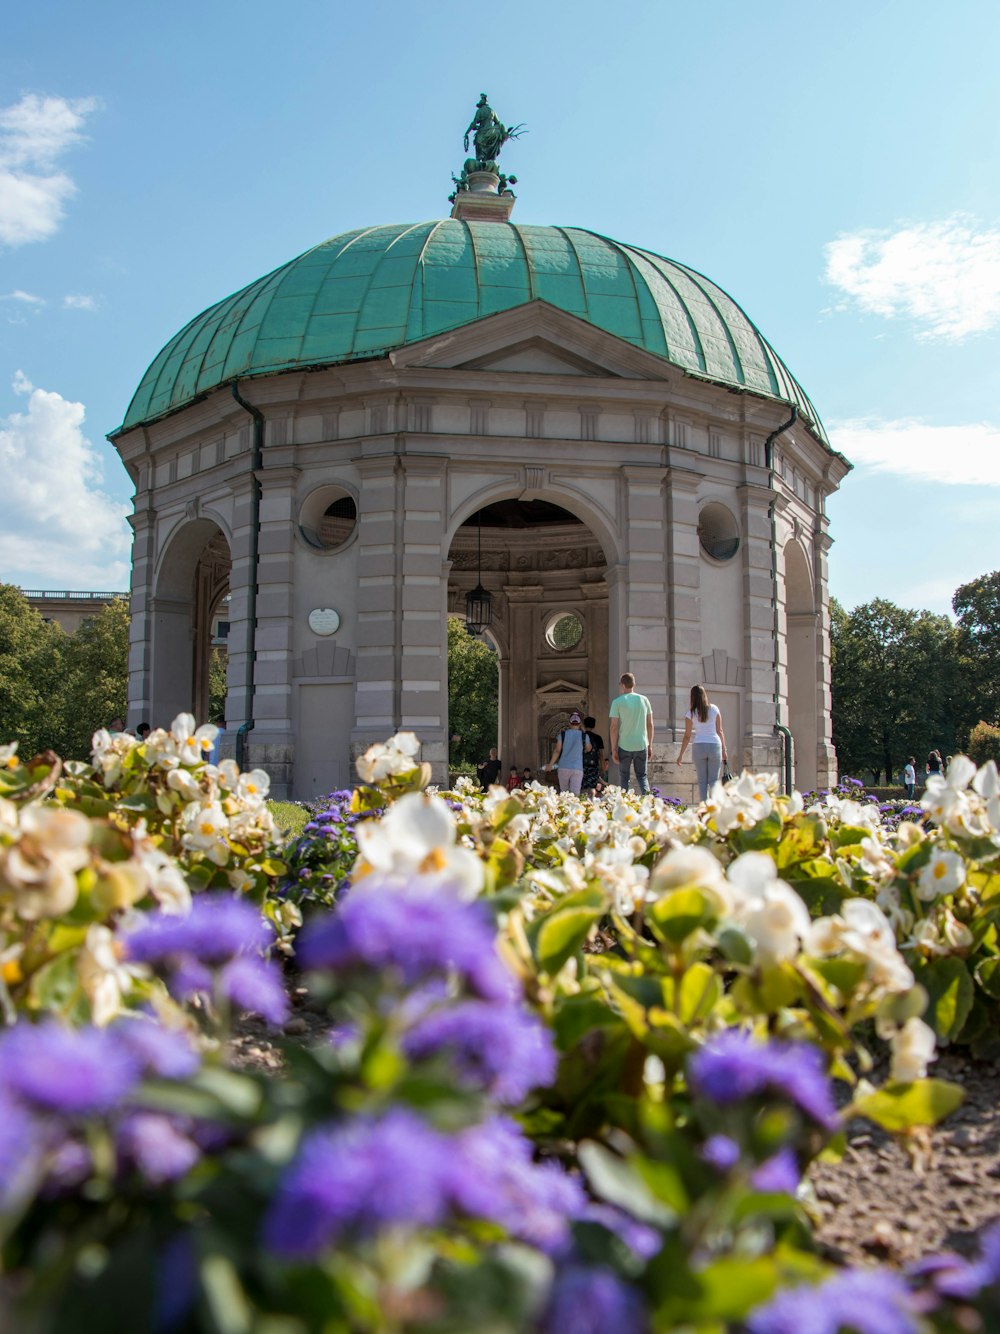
[268,800,309,837]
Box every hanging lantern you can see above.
[465,509,493,634]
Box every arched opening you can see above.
[784,539,818,793]
[151,520,231,729]
[446,615,499,778]
[446,499,609,774]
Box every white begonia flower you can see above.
[77,924,144,1026]
[166,768,203,801]
[356,731,421,784]
[711,773,774,835]
[724,852,810,964]
[875,884,915,937]
[647,845,734,918]
[181,801,231,865]
[0,742,18,768]
[895,821,926,848]
[807,898,914,994]
[916,846,966,902]
[141,848,192,915]
[859,836,895,883]
[890,1017,937,1084]
[170,714,219,768]
[973,760,1000,833]
[236,768,271,806]
[354,792,484,898]
[0,796,17,836]
[215,758,241,789]
[3,805,92,917]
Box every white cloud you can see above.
[0,94,98,247]
[824,215,1000,340]
[63,292,98,311]
[0,372,131,588]
[1,289,44,305]
[829,417,1000,486]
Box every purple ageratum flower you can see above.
[911,1221,1000,1302]
[0,1022,140,1117]
[750,1147,801,1195]
[689,1031,838,1132]
[263,1108,455,1258]
[124,894,273,967]
[450,1117,584,1254]
[747,1269,918,1334]
[298,876,514,1003]
[402,999,557,1103]
[0,1088,44,1210]
[542,1266,648,1334]
[263,1109,584,1261]
[117,1112,201,1185]
[219,954,290,1025]
[579,1202,661,1261]
[700,1133,741,1173]
[113,1019,201,1080]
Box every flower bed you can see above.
[1,725,999,1329]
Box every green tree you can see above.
[831,597,959,783]
[0,584,66,755]
[953,570,1000,740]
[447,616,498,768]
[209,646,228,723]
[51,598,131,759]
[967,721,1000,769]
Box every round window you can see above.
[698,502,740,561]
[299,486,358,551]
[545,611,584,651]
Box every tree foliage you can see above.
[967,721,1000,769]
[446,616,498,767]
[830,596,959,783]
[953,570,1000,735]
[0,587,129,760]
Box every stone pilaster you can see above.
[351,457,401,761]
[621,466,670,786]
[504,585,543,767]
[663,466,702,800]
[126,491,155,731]
[813,524,838,787]
[400,456,449,780]
[738,479,781,776]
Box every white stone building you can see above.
[111,190,849,800]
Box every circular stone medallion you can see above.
[308,607,341,636]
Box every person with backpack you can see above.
[543,711,592,795]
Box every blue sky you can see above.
[2,0,999,611]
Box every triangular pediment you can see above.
[388,299,674,383]
[535,678,586,699]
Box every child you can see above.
[506,767,523,791]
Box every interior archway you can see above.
[151,520,231,728]
[784,539,818,793]
[447,499,608,775]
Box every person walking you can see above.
[543,711,592,795]
[581,714,605,794]
[677,684,728,801]
[903,757,916,800]
[927,750,944,782]
[476,747,502,791]
[609,673,653,794]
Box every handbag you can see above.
[721,765,733,783]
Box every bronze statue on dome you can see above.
[463,93,525,169]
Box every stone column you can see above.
[738,478,781,777]
[580,581,609,727]
[400,456,449,781]
[664,466,702,801]
[244,460,299,797]
[223,474,256,754]
[621,466,670,787]
[505,585,543,767]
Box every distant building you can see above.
[109,112,850,801]
[21,589,127,634]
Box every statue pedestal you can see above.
[450,189,516,223]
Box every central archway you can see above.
[446,499,609,774]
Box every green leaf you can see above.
[915,956,975,1041]
[536,904,605,974]
[975,955,1000,999]
[577,1140,676,1226]
[852,1077,964,1130]
[647,888,712,944]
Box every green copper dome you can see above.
[120,221,827,443]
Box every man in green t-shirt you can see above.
[609,672,653,794]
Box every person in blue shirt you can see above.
[543,711,592,795]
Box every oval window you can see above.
[299,486,358,551]
[698,502,740,561]
[544,611,584,651]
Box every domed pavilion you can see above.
[111,100,849,799]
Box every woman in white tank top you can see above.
[677,684,728,801]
